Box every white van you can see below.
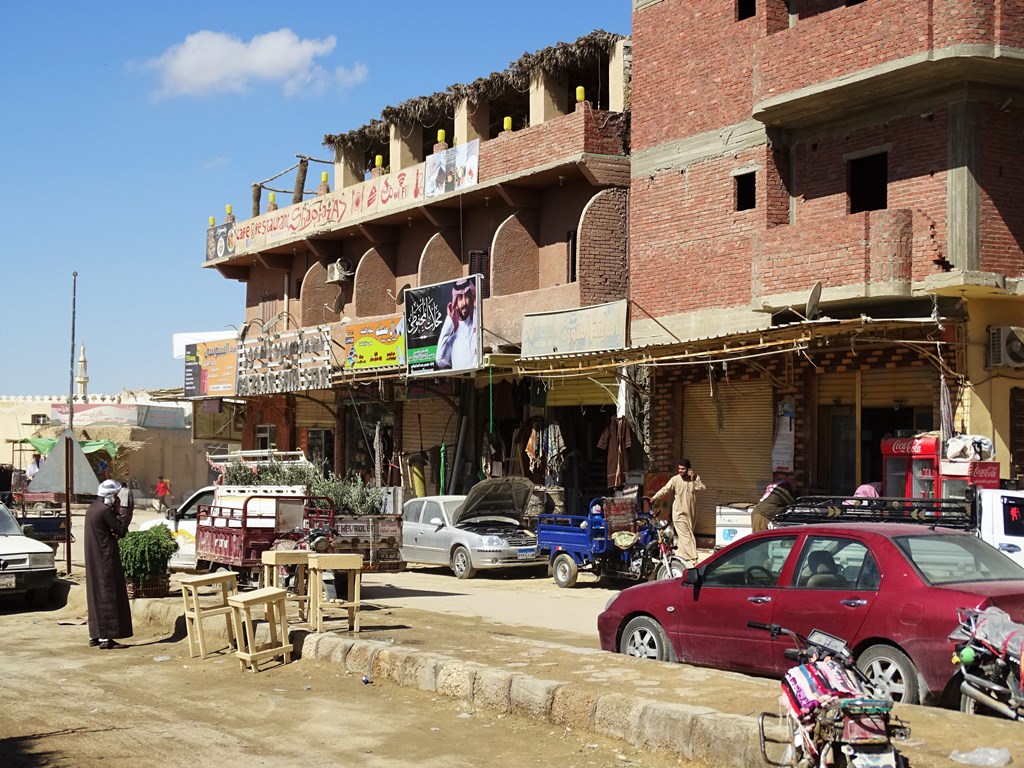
[975,488,1024,568]
[139,486,215,570]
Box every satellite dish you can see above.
[330,293,345,315]
[804,281,823,321]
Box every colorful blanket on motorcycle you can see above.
[782,659,868,718]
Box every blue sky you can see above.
[0,1,630,396]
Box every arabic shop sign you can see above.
[403,275,483,376]
[236,325,333,395]
[338,316,405,371]
[521,300,628,358]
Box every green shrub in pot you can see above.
[119,526,179,581]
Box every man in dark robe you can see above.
[85,479,133,649]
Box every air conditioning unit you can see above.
[988,326,1024,368]
[325,258,354,284]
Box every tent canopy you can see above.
[19,437,118,458]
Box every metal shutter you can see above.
[816,373,857,406]
[861,367,936,407]
[543,373,618,407]
[682,379,773,538]
[401,398,461,496]
[295,393,335,428]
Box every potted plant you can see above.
[119,526,179,598]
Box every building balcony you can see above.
[752,1,1024,128]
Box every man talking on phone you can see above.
[650,458,705,567]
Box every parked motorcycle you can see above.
[749,621,910,768]
[950,606,1024,721]
[649,515,685,580]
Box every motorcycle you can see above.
[648,513,686,580]
[949,606,1024,721]
[749,621,910,768]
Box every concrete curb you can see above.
[304,632,763,767]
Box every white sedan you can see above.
[401,477,544,579]
[0,501,57,605]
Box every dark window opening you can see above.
[469,249,490,298]
[566,230,578,283]
[847,0,867,5]
[848,152,888,214]
[737,0,756,20]
[735,172,756,211]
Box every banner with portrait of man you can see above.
[403,275,483,376]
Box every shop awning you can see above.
[514,316,949,377]
[18,437,119,458]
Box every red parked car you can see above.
[597,522,1024,706]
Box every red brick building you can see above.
[629,0,1024,535]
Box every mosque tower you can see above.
[75,343,89,398]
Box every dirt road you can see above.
[0,584,689,768]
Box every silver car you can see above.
[401,477,543,579]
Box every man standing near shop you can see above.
[651,459,705,567]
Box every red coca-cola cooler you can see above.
[882,435,1000,499]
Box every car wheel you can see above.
[654,557,686,580]
[450,545,476,579]
[551,553,578,588]
[619,616,676,662]
[858,645,920,704]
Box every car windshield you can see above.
[894,532,1024,585]
[444,500,464,518]
[0,503,23,535]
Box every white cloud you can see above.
[144,29,368,99]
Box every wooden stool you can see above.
[179,571,238,659]
[308,553,363,633]
[261,550,310,622]
[227,587,292,672]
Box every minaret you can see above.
[75,343,89,397]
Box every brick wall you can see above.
[980,102,1024,276]
[578,188,629,305]
[480,107,626,181]
[630,109,952,317]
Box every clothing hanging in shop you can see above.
[525,419,565,477]
[597,416,632,488]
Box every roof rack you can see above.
[206,449,310,471]
[773,495,976,530]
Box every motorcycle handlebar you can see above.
[747,621,772,631]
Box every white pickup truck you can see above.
[140,483,404,575]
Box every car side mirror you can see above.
[682,566,703,587]
[429,517,445,528]
[22,523,36,536]
[166,508,177,521]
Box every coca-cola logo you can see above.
[889,439,924,455]
[972,464,999,480]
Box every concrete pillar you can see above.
[608,39,629,113]
[529,70,568,126]
[334,146,364,189]
[455,97,489,144]
[947,100,980,272]
[390,122,422,171]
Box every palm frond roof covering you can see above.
[324,30,624,152]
